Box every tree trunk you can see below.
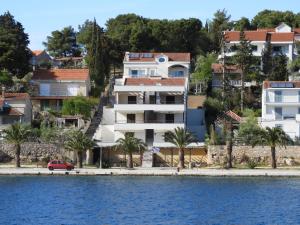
[178,148,185,169]
[240,71,244,112]
[15,144,21,168]
[226,139,233,169]
[171,149,174,167]
[127,152,133,168]
[139,150,143,167]
[77,151,83,168]
[271,146,277,169]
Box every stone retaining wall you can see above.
[0,142,70,163]
[207,145,300,166]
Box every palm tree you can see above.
[3,123,31,168]
[64,130,94,168]
[164,127,197,169]
[252,127,292,169]
[115,133,146,168]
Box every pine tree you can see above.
[0,12,31,77]
[262,40,273,78]
[234,30,255,112]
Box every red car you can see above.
[47,160,74,171]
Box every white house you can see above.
[93,52,205,167]
[221,23,298,61]
[261,81,300,139]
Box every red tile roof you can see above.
[32,50,44,56]
[32,69,89,81]
[125,78,186,86]
[211,63,242,74]
[294,28,300,34]
[3,93,29,100]
[126,53,190,62]
[224,31,268,42]
[7,108,23,116]
[226,110,242,122]
[270,33,294,42]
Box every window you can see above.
[251,45,258,52]
[298,107,300,114]
[266,107,272,115]
[165,114,174,123]
[130,69,145,77]
[67,84,79,96]
[165,96,175,104]
[158,57,165,63]
[149,95,156,104]
[170,70,184,77]
[127,114,136,123]
[149,69,156,76]
[40,83,50,96]
[298,91,300,102]
[275,124,283,129]
[41,100,50,111]
[128,96,137,104]
[273,46,282,52]
[274,91,282,102]
[275,107,282,120]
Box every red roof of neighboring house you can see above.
[226,110,242,122]
[126,53,190,62]
[3,93,29,100]
[294,28,300,34]
[125,78,186,86]
[224,31,268,42]
[7,108,23,116]
[270,33,294,42]
[32,69,89,81]
[257,28,275,32]
[211,63,242,74]
[32,50,44,56]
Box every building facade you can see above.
[30,69,90,112]
[93,52,205,166]
[222,23,299,61]
[261,81,300,139]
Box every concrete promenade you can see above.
[0,167,300,177]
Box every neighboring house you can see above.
[221,23,299,61]
[93,52,205,167]
[31,50,52,68]
[211,63,257,88]
[0,92,32,131]
[53,57,86,68]
[30,69,90,112]
[261,81,300,139]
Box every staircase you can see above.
[85,95,108,139]
[142,149,153,168]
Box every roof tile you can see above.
[32,69,89,81]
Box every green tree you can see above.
[61,96,96,119]
[251,127,292,169]
[270,53,289,81]
[115,133,147,168]
[262,41,273,77]
[234,30,255,112]
[192,53,216,84]
[209,9,232,52]
[0,12,31,77]
[64,130,94,168]
[252,10,299,28]
[234,17,252,31]
[164,127,197,169]
[0,70,13,87]
[3,123,31,168]
[43,26,81,58]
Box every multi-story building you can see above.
[31,69,90,112]
[0,91,32,132]
[93,52,206,167]
[222,23,299,61]
[261,81,300,139]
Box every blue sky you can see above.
[1,0,299,49]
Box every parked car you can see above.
[47,160,74,171]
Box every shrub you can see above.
[246,158,258,169]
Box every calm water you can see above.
[0,176,299,225]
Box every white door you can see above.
[40,84,50,96]
[67,84,79,96]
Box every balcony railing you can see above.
[120,100,184,104]
[116,119,184,124]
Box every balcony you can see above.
[115,103,184,112]
[212,80,256,87]
[114,120,184,131]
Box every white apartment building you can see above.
[94,52,204,149]
[221,23,299,61]
[261,81,300,139]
